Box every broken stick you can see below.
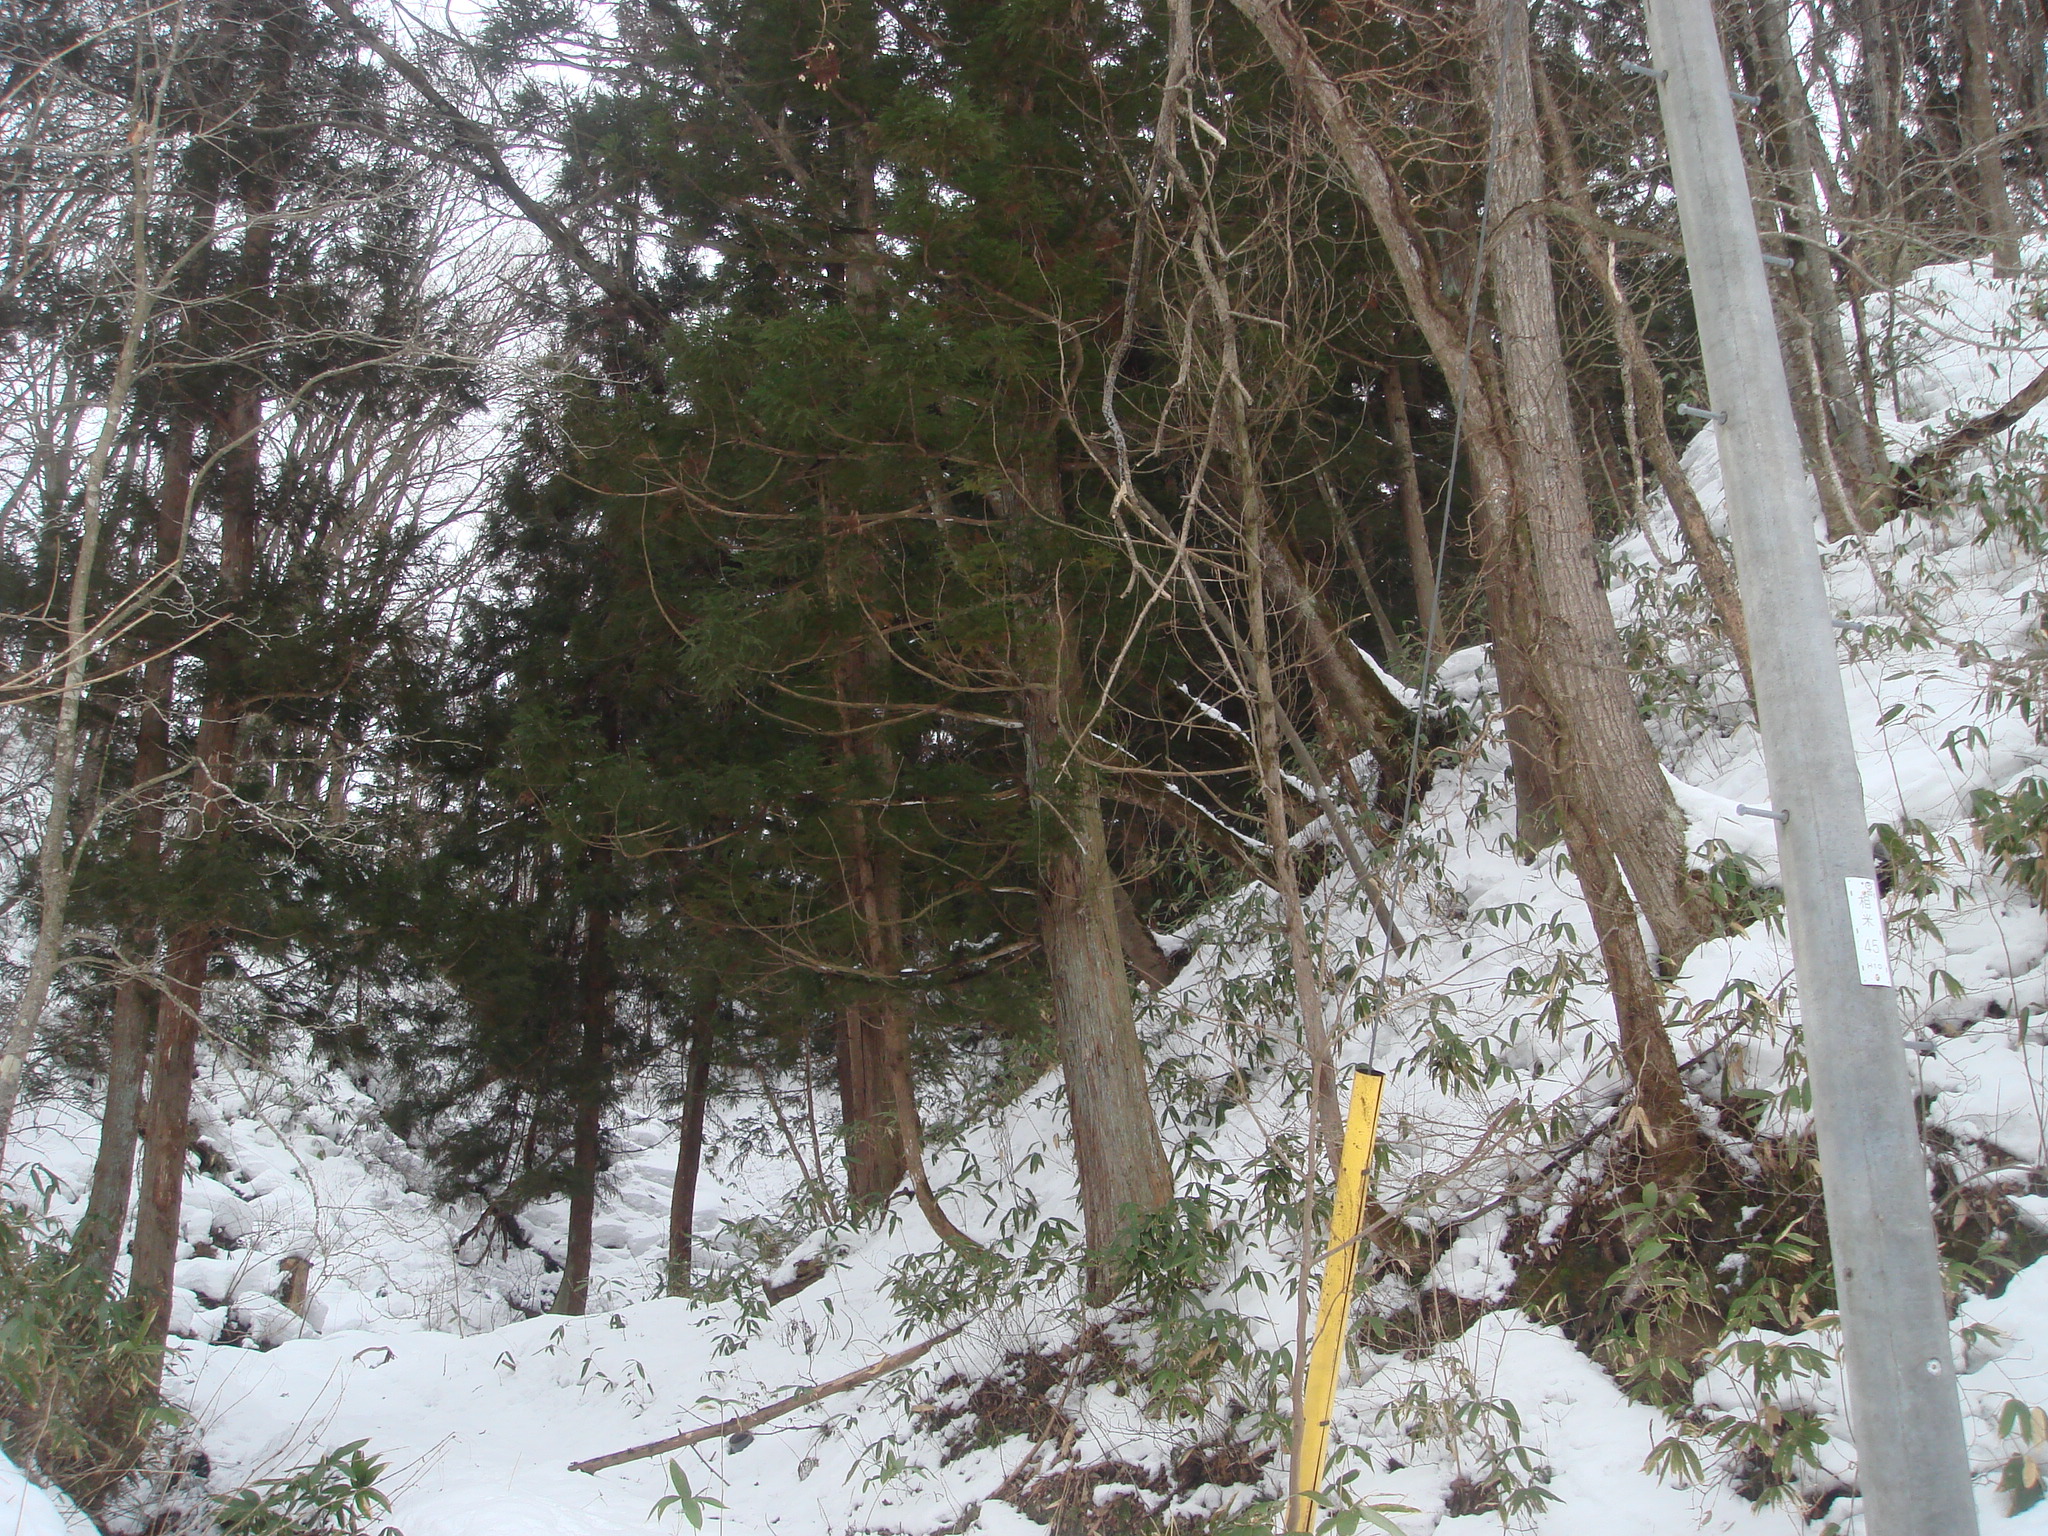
[568,1318,971,1474]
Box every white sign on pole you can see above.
[1844,876,1894,988]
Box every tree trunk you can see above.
[0,131,163,1158]
[877,999,986,1255]
[829,620,909,1211]
[1536,74,1756,699]
[127,4,297,1341]
[1480,0,1715,966]
[1006,450,1172,1291]
[838,695,981,1247]
[1027,675,1175,1294]
[1223,0,1569,849]
[1384,364,1440,671]
[1490,565,1562,849]
[2015,0,2048,187]
[1751,0,1889,497]
[130,380,262,1347]
[837,996,902,1208]
[1254,516,1412,784]
[1958,0,2022,277]
[665,1011,714,1296]
[75,419,194,1287]
[553,901,613,1317]
[1846,0,1911,282]
[131,932,211,1342]
[1739,0,1890,533]
[1336,511,1406,665]
[1113,877,1179,991]
[1246,522,1345,1174]
[1559,802,1705,1188]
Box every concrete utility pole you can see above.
[1640,3,1980,1532]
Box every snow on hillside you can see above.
[6,249,2048,1536]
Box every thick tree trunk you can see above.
[1480,0,1714,965]
[665,1012,713,1296]
[553,902,613,1317]
[1005,451,1172,1290]
[75,419,194,1286]
[837,996,902,1208]
[131,932,211,1341]
[130,380,262,1346]
[1490,565,1562,849]
[830,627,908,1211]
[1536,76,1755,699]
[1026,672,1174,1292]
[1223,0,1567,848]
[1559,804,1705,1187]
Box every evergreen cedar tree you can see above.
[0,0,2027,1361]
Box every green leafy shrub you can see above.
[215,1440,401,1535]
[0,1179,172,1507]
[1972,776,2048,906]
[649,1460,726,1530]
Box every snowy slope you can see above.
[5,249,2048,1535]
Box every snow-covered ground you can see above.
[7,250,2048,1535]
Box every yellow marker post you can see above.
[1288,1066,1385,1534]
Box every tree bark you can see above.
[552,901,612,1317]
[1901,358,2048,500]
[1222,0,1562,851]
[129,3,296,1346]
[567,1319,971,1475]
[1113,877,1179,991]
[877,1000,985,1255]
[830,627,909,1211]
[1846,0,1911,283]
[1254,517,1411,783]
[74,418,195,1285]
[1027,667,1175,1293]
[836,996,901,1209]
[665,1011,713,1296]
[2014,0,2048,187]
[1006,450,1172,1292]
[131,386,260,1345]
[1335,510,1405,665]
[1246,520,1346,1174]
[1536,73,1756,700]
[1479,0,1715,965]
[131,931,211,1342]
[1559,801,1704,1188]
[1957,0,2022,278]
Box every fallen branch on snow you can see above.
[1899,359,2048,507]
[568,1319,971,1474]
